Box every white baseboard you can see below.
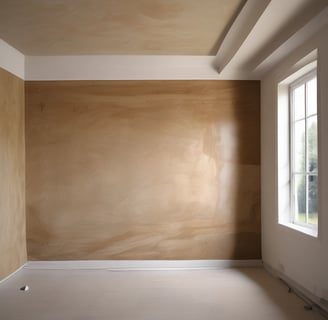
[0,263,26,284]
[263,262,328,315]
[25,259,262,271]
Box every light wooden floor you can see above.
[0,267,325,320]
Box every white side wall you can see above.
[261,25,328,303]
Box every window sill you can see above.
[279,221,318,238]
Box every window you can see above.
[290,71,318,229]
[277,61,319,237]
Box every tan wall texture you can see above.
[0,68,26,279]
[25,80,261,260]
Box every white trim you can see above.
[279,221,318,238]
[0,264,26,284]
[264,262,328,314]
[279,59,317,85]
[24,55,257,81]
[24,260,262,271]
[25,55,225,81]
[0,39,25,79]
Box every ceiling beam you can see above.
[254,6,328,77]
[246,0,327,73]
[0,39,24,79]
[213,0,271,73]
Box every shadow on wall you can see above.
[230,81,261,259]
[25,80,260,261]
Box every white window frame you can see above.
[277,60,319,238]
[289,70,318,231]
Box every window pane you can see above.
[294,174,306,223]
[294,120,305,172]
[307,116,318,173]
[307,77,317,116]
[293,84,305,120]
[308,175,318,225]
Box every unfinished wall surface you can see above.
[26,80,260,260]
[0,67,26,280]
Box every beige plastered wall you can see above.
[0,67,26,280]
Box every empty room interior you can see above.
[0,0,328,319]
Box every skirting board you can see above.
[25,260,262,271]
[0,264,26,284]
[263,262,328,315]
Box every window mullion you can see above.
[289,86,295,223]
[305,80,308,224]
